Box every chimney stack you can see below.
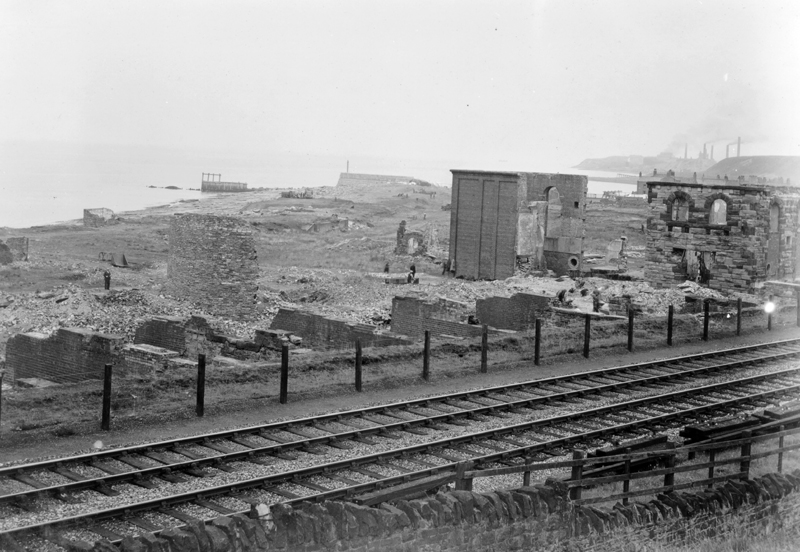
[737,137,741,157]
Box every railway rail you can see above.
[2,339,800,549]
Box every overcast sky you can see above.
[1,0,798,172]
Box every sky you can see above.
[1,0,799,184]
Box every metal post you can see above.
[196,354,206,417]
[422,331,430,381]
[534,318,541,366]
[279,345,289,404]
[703,300,710,341]
[740,430,752,479]
[627,309,634,352]
[736,297,742,336]
[583,315,590,358]
[355,339,362,392]
[778,425,785,473]
[480,325,488,373]
[570,450,585,500]
[796,292,800,328]
[667,305,674,346]
[101,364,112,431]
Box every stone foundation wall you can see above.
[88,471,800,552]
[391,296,492,339]
[270,308,411,349]
[5,328,124,384]
[167,214,259,320]
[476,292,550,330]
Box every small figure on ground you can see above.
[409,264,416,277]
[383,262,390,274]
[592,289,602,313]
[103,270,111,290]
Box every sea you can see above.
[0,142,637,229]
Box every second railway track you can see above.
[3,338,800,549]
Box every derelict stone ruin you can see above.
[83,208,117,228]
[448,170,588,279]
[645,176,800,292]
[167,213,259,319]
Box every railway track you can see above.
[2,339,800,549]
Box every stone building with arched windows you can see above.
[644,176,800,293]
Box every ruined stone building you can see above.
[447,170,587,279]
[201,173,248,192]
[644,178,800,292]
[167,213,259,319]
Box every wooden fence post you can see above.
[455,461,473,491]
[101,364,112,431]
[627,309,634,352]
[279,345,289,404]
[703,300,710,341]
[707,448,716,488]
[667,305,674,346]
[768,295,773,331]
[737,297,742,336]
[355,339,362,392]
[583,315,590,359]
[622,447,631,505]
[196,354,206,417]
[796,292,800,328]
[778,424,785,473]
[480,325,488,373]
[534,318,541,366]
[663,442,676,492]
[740,430,752,479]
[570,450,585,500]
[422,331,430,381]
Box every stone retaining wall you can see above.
[79,471,800,552]
[476,292,550,330]
[270,308,411,349]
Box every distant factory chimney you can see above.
[703,143,707,160]
[737,137,741,157]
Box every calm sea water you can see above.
[0,142,635,229]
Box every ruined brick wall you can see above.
[270,308,411,349]
[449,170,521,279]
[83,208,115,227]
[476,293,550,330]
[167,214,259,320]
[644,182,800,292]
[133,316,188,353]
[391,296,488,339]
[5,328,124,384]
[523,173,587,275]
[100,471,800,552]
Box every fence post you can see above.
[583,315,590,359]
[422,331,430,381]
[279,345,289,404]
[707,448,716,488]
[703,300,710,341]
[101,364,112,431]
[737,297,742,336]
[627,309,634,352]
[663,442,676,492]
[740,430,752,479]
[667,305,674,346]
[196,354,206,417]
[455,461,473,491]
[569,450,585,500]
[778,424,785,473]
[796,292,800,328]
[355,339,362,392]
[523,458,531,487]
[534,318,541,366]
[0,372,3,439]
[622,447,631,505]
[480,325,488,373]
[768,295,773,331]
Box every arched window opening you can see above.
[671,197,689,222]
[709,199,727,225]
[770,203,781,232]
[545,187,562,237]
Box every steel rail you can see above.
[3,368,800,543]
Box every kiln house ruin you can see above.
[644,176,800,292]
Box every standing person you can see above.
[103,270,111,290]
[383,261,390,274]
[592,289,601,313]
[410,263,416,278]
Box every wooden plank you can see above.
[159,508,201,524]
[87,525,125,542]
[264,486,301,499]
[326,474,362,486]
[12,474,48,490]
[117,455,156,470]
[171,446,205,460]
[195,499,236,515]
[127,517,162,532]
[200,441,234,454]
[293,480,330,493]
[350,466,387,480]
[51,467,89,482]
[353,473,456,506]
